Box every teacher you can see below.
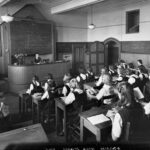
[34,53,42,64]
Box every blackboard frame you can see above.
[10,19,54,55]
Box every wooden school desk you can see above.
[32,94,42,123]
[80,106,112,142]
[0,123,48,150]
[18,89,28,114]
[83,82,95,90]
[55,97,67,142]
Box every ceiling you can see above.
[0,0,106,14]
[0,0,147,15]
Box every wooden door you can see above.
[72,43,86,75]
[108,46,119,65]
[104,41,120,67]
[89,41,105,75]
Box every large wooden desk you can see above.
[0,123,48,150]
[55,97,67,142]
[80,106,112,142]
[8,62,71,93]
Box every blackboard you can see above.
[10,20,53,55]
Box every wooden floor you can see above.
[2,92,66,143]
[1,92,150,145]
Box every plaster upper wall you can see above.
[0,1,87,43]
[0,1,29,24]
[87,0,150,42]
[36,4,87,42]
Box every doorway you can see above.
[104,38,121,67]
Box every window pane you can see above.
[126,10,139,33]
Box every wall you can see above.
[0,1,87,74]
[87,0,150,67]
[0,1,30,74]
[36,4,87,42]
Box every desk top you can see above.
[18,89,27,97]
[32,94,43,105]
[0,123,48,150]
[84,82,95,90]
[55,97,66,106]
[9,61,70,67]
[80,106,112,129]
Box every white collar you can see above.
[80,73,86,80]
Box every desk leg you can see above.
[55,102,59,135]
[37,103,40,123]
[19,96,21,114]
[80,117,84,142]
[32,101,34,123]
[96,129,101,142]
[64,107,66,142]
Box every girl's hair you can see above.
[48,73,53,79]
[78,67,85,74]
[70,78,77,88]
[103,74,111,85]
[101,67,108,74]
[63,73,71,83]
[118,82,135,107]
[87,66,93,72]
[117,67,126,76]
[69,78,83,90]
[138,66,148,74]
[137,59,143,65]
[33,75,39,81]
[76,81,84,90]
[120,59,125,64]
[109,65,114,70]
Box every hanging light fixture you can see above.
[88,5,95,30]
[1,6,14,23]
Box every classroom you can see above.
[0,0,150,149]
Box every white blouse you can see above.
[76,73,87,82]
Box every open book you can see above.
[133,87,144,100]
[87,114,110,125]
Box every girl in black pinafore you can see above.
[26,75,44,95]
[59,78,87,136]
[111,82,143,142]
[39,80,56,123]
[86,67,95,82]
[62,73,72,97]
[76,67,87,84]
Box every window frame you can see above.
[126,9,140,34]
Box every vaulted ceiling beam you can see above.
[0,0,11,6]
[51,0,105,14]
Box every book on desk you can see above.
[87,114,110,125]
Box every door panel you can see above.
[91,53,97,64]
[98,53,104,63]
[104,40,120,67]
[108,45,119,66]
[72,43,86,75]
[91,65,96,74]
[89,42,104,75]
